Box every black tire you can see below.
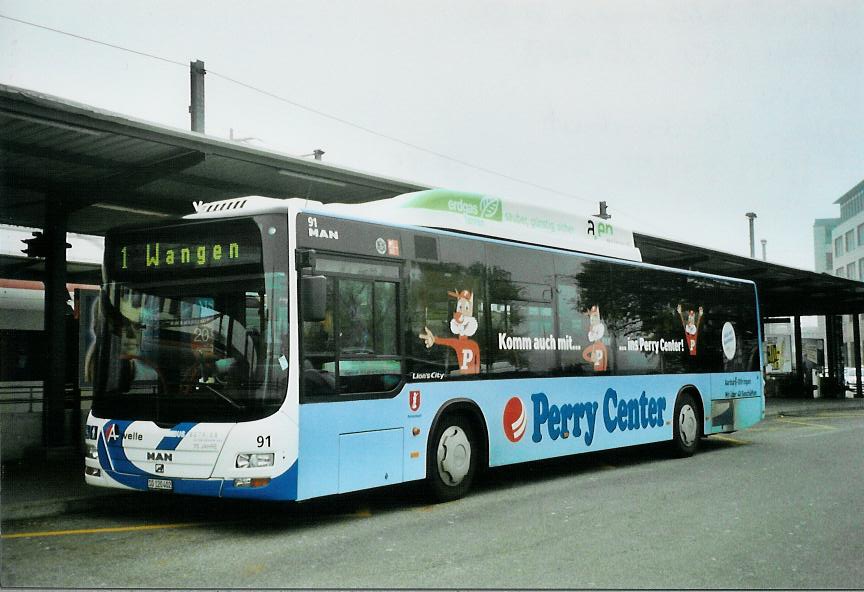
[671,392,701,457]
[427,414,479,502]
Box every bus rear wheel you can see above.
[427,414,478,502]
[671,392,701,457]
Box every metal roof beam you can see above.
[64,150,206,212]
[658,254,711,268]
[730,266,774,277]
[0,139,118,171]
[170,171,287,199]
[1,141,265,199]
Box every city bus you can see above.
[84,189,764,502]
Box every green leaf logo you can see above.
[479,196,502,220]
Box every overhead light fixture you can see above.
[278,169,347,187]
[92,203,172,217]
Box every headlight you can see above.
[233,477,271,488]
[235,453,274,468]
[85,443,98,459]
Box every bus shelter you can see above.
[0,83,426,452]
[2,83,862,456]
[635,234,864,399]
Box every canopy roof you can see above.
[1,83,860,317]
[0,83,427,235]
[635,233,864,317]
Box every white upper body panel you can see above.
[184,189,642,262]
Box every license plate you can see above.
[147,478,173,491]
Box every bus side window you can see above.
[489,282,555,376]
[301,257,401,399]
[336,279,400,394]
[604,266,670,376]
[302,277,337,397]
[405,259,485,378]
[338,279,373,353]
[556,282,589,375]
[486,244,555,377]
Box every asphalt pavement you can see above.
[1,396,862,522]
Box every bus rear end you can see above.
[84,214,297,499]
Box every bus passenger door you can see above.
[297,254,405,497]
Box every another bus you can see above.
[84,189,764,502]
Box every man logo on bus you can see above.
[418,289,480,375]
[676,304,704,356]
[582,305,608,371]
[503,397,527,442]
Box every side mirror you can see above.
[301,275,327,322]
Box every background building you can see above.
[823,179,864,366]
[813,218,840,274]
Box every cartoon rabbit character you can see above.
[582,305,608,371]
[419,289,480,375]
[677,304,704,356]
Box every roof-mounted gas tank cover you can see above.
[322,189,642,262]
[186,189,641,262]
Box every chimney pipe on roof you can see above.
[189,60,205,133]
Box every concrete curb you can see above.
[764,399,864,418]
[2,490,183,522]
[2,492,135,522]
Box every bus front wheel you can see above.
[671,392,701,457]
[427,414,478,502]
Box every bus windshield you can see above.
[90,217,289,423]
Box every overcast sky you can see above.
[1,0,862,270]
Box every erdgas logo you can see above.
[505,388,668,447]
[447,196,503,221]
[478,196,501,219]
[502,397,527,442]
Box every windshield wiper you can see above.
[194,382,245,410]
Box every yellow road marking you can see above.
[1,522,203,540]
[711,434,750,445]
[600,463,617,470]
[243,563,265,577]
[353,507,372,518]
[775,418,837,430]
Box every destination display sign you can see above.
[108,219,263,281]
